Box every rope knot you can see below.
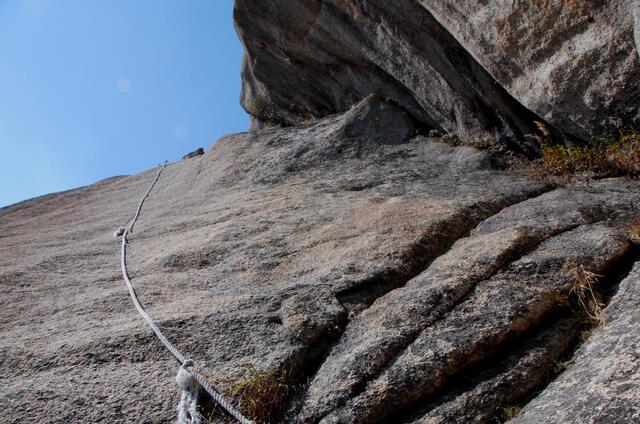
[176,365,198,392]
[113,227,125,238]
[176,364,202,424]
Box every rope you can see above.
[177,364,202,424]
[116,162,254,424]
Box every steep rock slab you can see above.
[234,0,640,144]
[234,0,549,155]
[300,180,640,423]
[2,98,639,423]
[513,261,640,424]
[0,98,545,423]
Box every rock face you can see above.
[1,98,639,423]
[299,180,639,424]
[423,0,640,142]
[514,262,640,424]
[234,0,640,147]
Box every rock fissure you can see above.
[279,192,557,421]
[299,181,640,423]
[393,312,581,424]
[509,245,640,415]
[334,189,554,314]
[395,245,640,424]
[307,218,590,422]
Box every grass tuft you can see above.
[438,133,494,150]
[567,263,607,326]
[227,364,293,423]
[492,404,523,423]
[628,218,640,246]
[553,359,574,374]
[521,124,640,184]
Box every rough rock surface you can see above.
[1,98,639,423]
[299,183,639,424]
[423,0,640,142]
[234,0,640,145]
[234,0,550,155]
[513,262,640,424]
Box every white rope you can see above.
[176,364,202,424]
[116,162,254,424]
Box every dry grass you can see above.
[567,263,607,326]
[227,364,293,423]
[628,218,640,246]
[553,359,574,374]
[438,133,494,150]
[438,124,640,184]
[520,124,640,184]
[492,404,523,423]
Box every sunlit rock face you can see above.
[3,2,640,423]
[421,0,640,143]
[234,0,640,149]
[2,97,640,423]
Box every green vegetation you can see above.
[553,359,574,374]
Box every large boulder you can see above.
[234,0,552,156]
[234,0,640,149]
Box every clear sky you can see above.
[0,0,248,207]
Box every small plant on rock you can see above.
[628,218,640,246]
[553,359,574,374]
[492,404,522,423]
[567,263,606,326]
[440,133,493,150]
[228,363,293,423]
[522,125,640,183]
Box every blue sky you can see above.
[0,0,248,207]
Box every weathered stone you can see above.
[513,261,640,424]
[0,101,544,423]
[299,181,640,423]
[1,100,639,423]
[234,0,552,155]
[422,0,640,142]
[408,317,579,424]
[636,2,640,55]
[234,0,640,146]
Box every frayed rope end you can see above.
[176,361,202,424]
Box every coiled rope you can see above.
[115,162,254,424]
